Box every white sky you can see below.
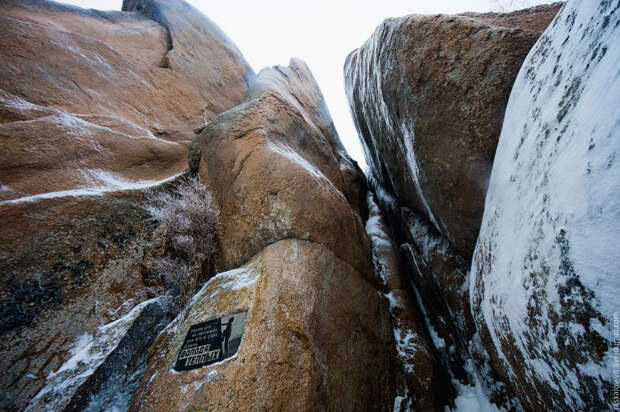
[59,0,547,166]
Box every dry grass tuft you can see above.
[143,176,219,313]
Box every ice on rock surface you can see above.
[26,297,169,412]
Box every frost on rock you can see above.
[366,193,418,405]
[26,297,170,412]
[1,170,184,205]
[344,23,444,235]
[449,360,501,412]
[471,0,620,409]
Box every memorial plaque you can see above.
[174,311,248,371]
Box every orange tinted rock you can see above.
[131,239,396,411]
[0,0,252,409]
[192,59,372,278]
[0,0,252,200]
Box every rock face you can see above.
[345,3,560,259]
[132,240,396,411]
[1,1,432,410]
[344,6,561,407]
[365,193,451,411]
[0,0,252,409]
[471,0,619,409]
[190,59,370,277]
[0,0,252,201]
[131,58,432,411]
[26,297,170,412]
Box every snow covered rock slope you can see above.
[471,0,620,409]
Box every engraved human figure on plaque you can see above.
[174,311,248,372]
[221,316,234,357]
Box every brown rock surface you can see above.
[344,3,561,260]
[0,0,252,409]
[131,239,397,411]
[0,0,252,201]
[366,193,451,411]
[132,57,426,410]
[0,187,168,410]
[191,58,371,277]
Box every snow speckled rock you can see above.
[369,178,478,399]
[191,58,370,277]
[131,240,397,411]
[0,184,176,411]
[25,297,170,412]
[344,4,560,259]
[471,1,620,409]
[366,193,451,411]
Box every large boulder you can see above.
[135,57,436,409]
[345,4,560,259]
[0,0,252,201]
[190,59,371,277]
[131,240,397,411]
[471,0,619,409]
[0,0,252,409]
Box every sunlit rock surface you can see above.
[0,0,251,409]
[0,0,252,202]
[471,0,620,409]
[0,0,422,410]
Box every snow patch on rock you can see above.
[26,297,169,411]
[1,171,184,205]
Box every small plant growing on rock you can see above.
[143,175,219,314]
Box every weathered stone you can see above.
[131,240,397,411]
[345,3,560,259]
[0,0,252,409]
[25,297,170,412]
[0,188,167,410]
[370,179,475,381]
[471,0,619,409]
[0,0,252,201]
[192,59,371,278]
[366,193,451,411]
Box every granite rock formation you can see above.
[346,0,619,410]
[345,5,561,407]
[471,0,619,409]
[0,0,251,409]
[0,0,252,202]
[1,0,429,410]
[130,57,432,411]
[345,3,561,260]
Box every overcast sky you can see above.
[59,0,549,167]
